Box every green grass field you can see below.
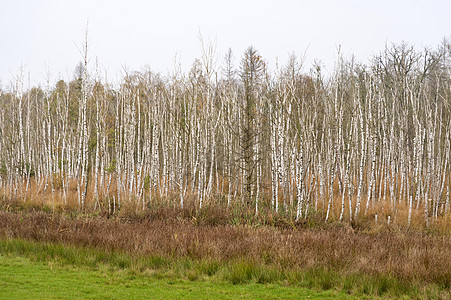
[0,254,353,299]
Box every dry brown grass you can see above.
[0,205,450,290]
[2,173,450,233]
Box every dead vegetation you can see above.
[0,201,450,293]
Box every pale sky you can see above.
[0,0,450,86]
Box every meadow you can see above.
[0,199,450,299]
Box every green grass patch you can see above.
[0,238,448,299]
[0,254,350,299]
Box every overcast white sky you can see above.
[0,0,450,86]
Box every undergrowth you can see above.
[0,199,450,299]
[3,197,451,235]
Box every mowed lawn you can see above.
[0,255,353,299]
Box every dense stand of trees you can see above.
[1,40,450,226]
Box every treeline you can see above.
[1,40,450,226]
